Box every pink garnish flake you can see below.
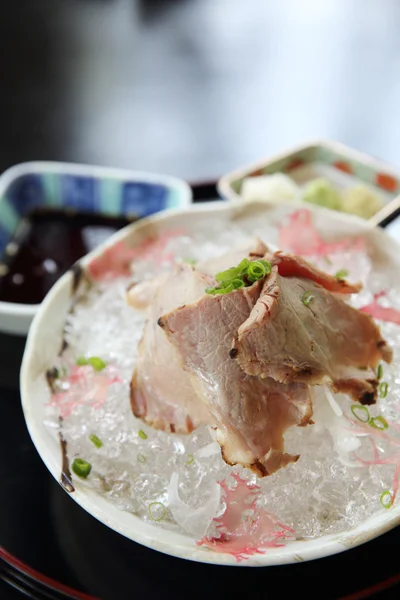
[198,473,294,561]
[88,231,184,281]
[360,291,400,326]
[48,364,120,419]
[279,209,364,256]
[88,242,137,281]
[128,229,184,264]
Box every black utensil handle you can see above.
[369,195,400,228]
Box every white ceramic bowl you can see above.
[21,200,400,565]
[0,161,192,336]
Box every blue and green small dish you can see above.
[0,162,192,257]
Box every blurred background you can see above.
[2,0,400,182]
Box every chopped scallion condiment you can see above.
[379,382,389,399]
[247,260,269,283]
[138,429,148,440]
[206,257,271,295]
[148,502,166,522]
[138,454,147,464]
[76,357,88,366]
[377,364,383,380]
[183,258,197,265]
[231,278,245,289]
[335,269,349,280]
[88,356,107,371]
[351,404,370,423]
[72,458,92,478]
[380,490,393,509]
[89,434,103,448]
[186,454,194,465]
[218,284,235,294]
[259,259,272,273]
[76,356,107,371]
[302,291,315,306]
[369,416,389,431]
[215,258,250,283]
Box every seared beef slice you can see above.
[233,265,391,404]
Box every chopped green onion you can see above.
[215,258,250,282]
[380,490,393,509]
[259,259,272,274]
[370,416,389,430]
[148,502,166,522]
[76,356,107,371]
[217,284,234,294]
[351,404,370,423]
[138,454,147,464]
[76,357,88,366]
[215,269,237,283]
[335,269,349,280]
[186,454,194,465]
[238,258,252,272]
[89,434,103,448]
[206,257,271,295]
[88,356,107,371]
[138,429,148,440]
[247,260,268,283]
[379,382,389,399]
[358,366,368,371]
[206,283,235,295]
[215,269,239,282]
[302,291,315,306]
[183,258,197,265]
[377,364,383,380]
[221,283,235,294]
[323,255,332,265]
[72,458,92,478]
[231,278,245,289]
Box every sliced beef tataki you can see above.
[159,280,312,476]
[232,265,392,404]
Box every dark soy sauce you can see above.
[0,208,133,304]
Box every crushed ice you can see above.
[43,211,400,558]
